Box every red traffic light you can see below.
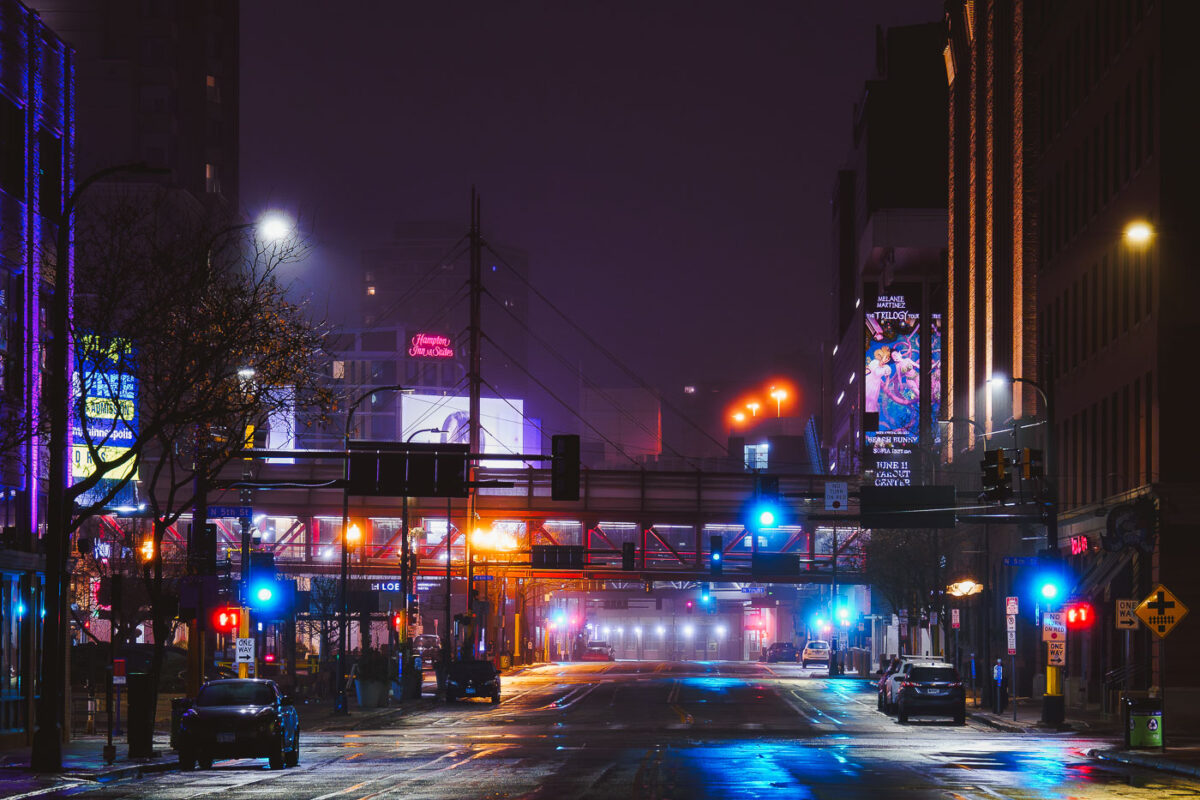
[391,612,403,631]
[211,607,241,634]
[1065,601,1095,629]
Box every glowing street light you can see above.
[746,401,761,417]
[138,536,155,563]
[732,411,746,424]
[257,212,294,243]
[345,523,362,548]
[946,579,983,597]
[683,624,695,637]
[770,387,787,417]
[1124,220,1153,246]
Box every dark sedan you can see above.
[896,664,967,724]
[177,679,300,770]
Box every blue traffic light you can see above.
[712,552,721,562]
[246,578,293,616]
[758,508,776,527]
[1030,568,1067,606]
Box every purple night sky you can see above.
[240,1,940,433]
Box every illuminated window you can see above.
[205,162,220,194]
[206,74,220,103]
[743,443,769,471]
[683,385,696,394]
[366,285,376,296]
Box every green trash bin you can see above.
[1125,697,1163,748]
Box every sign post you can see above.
[1134,584,1190,749]
[1006,613,1017,721]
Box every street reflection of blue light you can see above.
[675,741,853,796]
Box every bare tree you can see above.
[29,186,334,767]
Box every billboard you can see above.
[71,335,138,482]
[863,286,941,486]
[401,394,525,468]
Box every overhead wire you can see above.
[482,242,732,455]
[481,287,702,470]
[480,332,641,466]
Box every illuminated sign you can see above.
[71,336,138,481]
[1070,534,1089,555]
[863,284,942,487]
[401,394,525,468]
[408,333,455,359]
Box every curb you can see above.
[969,713,1033,733]
[96,759,178,784]
[1088,748,1200,779]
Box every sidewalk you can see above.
[0,691,440,786]
[967,695,1119,734]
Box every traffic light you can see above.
[246,577,293,617]
[980,449,1012,502]
[1065,600,1095,629]
[685,600,694,614]
[709,534,723,576]
[391,612,404,631]
[210,607,241,634]
[138,535,155,563]
[1034,571,1066,602]
[700,583,712,605]
[551,434,581,501]
[1021,448,1044,480]
[622,541,636,571]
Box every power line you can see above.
[482,241,731,455]
[480,332,640,467]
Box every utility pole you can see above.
[467,189,483,661]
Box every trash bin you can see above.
[170,697,193,751]
[1124,696,1163,749]
[125,673,155,759]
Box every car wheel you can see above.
[178,749,196,771]
[285,730,300,767]
[491,693,500,705]
[445,690,457,703]
[877,693,884,711]
[198,753,213,770]
[269,738,285,770]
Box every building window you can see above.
[206,74,220,103]
[205,162,221,194]
[743,443,769,471]
[366,285,375,296]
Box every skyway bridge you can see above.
[125,458,869,586]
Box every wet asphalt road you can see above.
[11,661,1200,800]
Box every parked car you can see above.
[882,657,945,714]
[413,634,442,669]
[765,642,798,663]
[444,660,501,704]
[176,679,300,770]
[72,642,189,691]
[800,641,830,669]
[581,646,615,662]
[894,663,966,724]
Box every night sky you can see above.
[240,1,940,437]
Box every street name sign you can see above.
[1135,584,1189,639]
[209,506,253,518]
[1006,596,1019,616]
[236,637,255,664]
[1042,611,1065,642]
[1003,556,1038,567]
[1115,599,1138,630]
[1047,640,1066,666]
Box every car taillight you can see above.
[949,682,962,688]
[901,681,916,689]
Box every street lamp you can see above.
[988,372,1061,725]
[731,411,746,424]
[746,401,761,417]
[336,384,411,715]
[770,387,787,417]
[1123,219,1154,246]
[946,579,983,597]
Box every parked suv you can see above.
[882,657,944,714]
[765,642,798,663]
[894,663,966,724]
[800,641,830,669]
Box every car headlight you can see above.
[447,679,459,686]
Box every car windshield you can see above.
[771,643,792,650]
[806,642,829,649]
[909,667,960,682]
[196,682,276,707]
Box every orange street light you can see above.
[345,523,362,549]
[770,387,788,417]
[1124,220,1153,246]
[746,401,761,417]
[732,411,746,424]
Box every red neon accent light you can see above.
[409,333,455,359]
[1070,534,1089,555]
[264,653,276,663]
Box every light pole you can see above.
[336,384,409,715]
[398,426,442,699]
[988,373,1060,724]
[770,387,787,417]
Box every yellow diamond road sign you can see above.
[1135,584,1189,639]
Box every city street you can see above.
[7,661,1195,800]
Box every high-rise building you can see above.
[25,0,239,206]
[827,22,948,484]
[946,0,1200,705]
[0,0,74,746]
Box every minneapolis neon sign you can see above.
[408,333,455,359]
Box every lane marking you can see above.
[0,784,84,800]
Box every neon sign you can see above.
[1070,534,1089,555]
[408,333,455,359]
